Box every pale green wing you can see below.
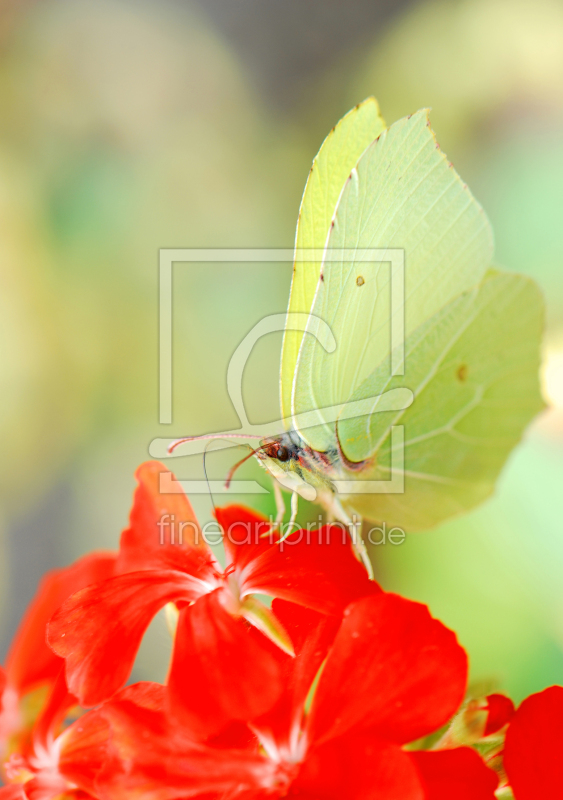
[338,268,545,530]
[280,97,386,422]
[293,110,494,452]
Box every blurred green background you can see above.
[1,0,562,700]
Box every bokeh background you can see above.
[1,0,562,698]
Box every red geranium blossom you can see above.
[1,669,108,800]
[503,685,563,798]
[93,593,499,800]
[0,554,117,799]
[47,462,375,737]
[1,553,115,757]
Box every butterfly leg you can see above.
[261,480,286,538]
[328,495,374,579]
[273,480,286,525]
[353,534,373,580]
[275,491,299,544]
[289,490,299,530]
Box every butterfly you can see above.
[170,98,544,549]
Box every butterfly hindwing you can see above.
[338,268,545,529]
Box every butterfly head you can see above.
[257,435,297,465]
[254,431,339,503]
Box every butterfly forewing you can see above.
[292,110,494,452]
[280,97,386,424]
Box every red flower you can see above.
[503,685,563,798]
[1,553,116,754]
[47,462,375,738]
[1,668,108,800]
[3,553,116,695]
[0,553,117,799]
[95,593,498,800]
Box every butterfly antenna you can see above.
[224,446,259,489]
[168,433,262,454]
[203,441,262,514]
[203,440,217,519]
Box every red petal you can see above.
[239,525,378,615]
[98,683,276,800]
[207,720,258,751]
[484,693,515,736]
[167,590,285,740]
[58,708,109,797]
[0,788,27,800]
[18,774,68,800]
[117,461,217,580]
[410,748,498,799]
[47,570,205,706]
[0,665,7,698]
[114,681,168,710]
[5,553,116,694]
[254,600,340,749]
[504,685,563,798]
[218,506,378,615]
[217,506,378,614]
[308,593,468,746]
[31,668,76,749]
[215,504,275,573]
[289,736,424,800]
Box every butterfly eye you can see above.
[276,446,290,462]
